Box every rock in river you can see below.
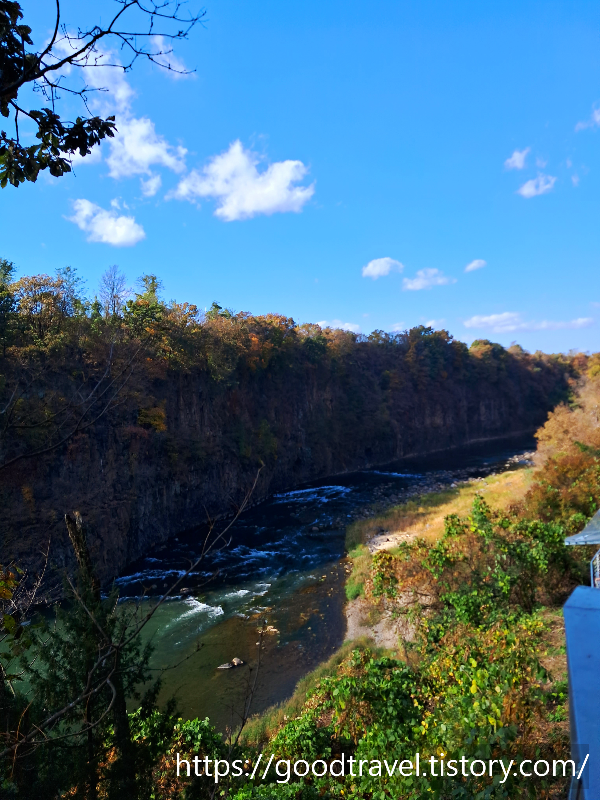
[217,657,244,670]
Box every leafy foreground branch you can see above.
[0,1,205,187]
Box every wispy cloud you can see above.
[572,175,580,187]
[402,268,456,291]
[504,148,530,170]
[391,322,405,332]
[140,174,162,197]
[150,35,194,79]
[575,105,600,131]
[465,259,486,273]
[168,141,315,221]
[67,199,146,246]
[517,173,557,198]
[317,319,361,333]
[361,257,404,279]
[425,319,446,328]
[463,312,593,334]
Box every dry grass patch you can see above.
[346,468,534,552]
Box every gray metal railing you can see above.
[564,509,600,590]
[591,549,600,589]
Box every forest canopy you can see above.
[0,260,580,474]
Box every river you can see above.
[116,435,534,732]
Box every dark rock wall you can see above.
[1,351,565,591]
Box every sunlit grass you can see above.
[345,544,370,600]
[346,467,534,551]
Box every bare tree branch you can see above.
[0,468,262,760]
[1,1,206,186]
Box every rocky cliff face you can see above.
[1,344,567,593]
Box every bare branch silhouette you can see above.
[0,467,262,761]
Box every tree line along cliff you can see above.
[0,263,578,591]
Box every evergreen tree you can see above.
[1,514,158,799]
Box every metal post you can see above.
[590,549,600,589]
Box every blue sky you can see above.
[3,0,600,352]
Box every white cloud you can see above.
[464,259,486,273]
[150,35,193,78]
[68,145,103,168]
[463,312,593,334]
[361,257,404,279]
[317,319,361,333]
[106,117,187,179]
[168,140,315,221]
[572,174,580,187]
[67,199,146,246]
[425,319,446,328]
[88,65,136,116]
[140,174,162,197]
[54,42,187,186]
[575,105,600,131]
[51,44,133,168]
[536,157,548,168]
[391,322,405,332]
[504,148,530,170]
[517,173,557,198]
[464,312,520,332]
[402,268,456,291]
